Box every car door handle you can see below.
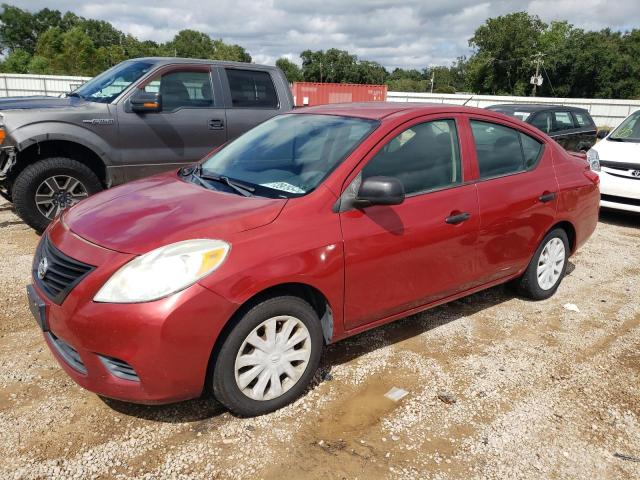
[208,119,224,130]
[445,212,471,225]
[539,192,556,203]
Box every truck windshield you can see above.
[200,114,378,198]
[609,111,640,142]
[69,60,155,103]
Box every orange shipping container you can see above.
[292,82,387,107]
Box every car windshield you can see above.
[69,60,155,103]
[200,114,378,197]
[609,111,640,142]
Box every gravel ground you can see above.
[1,197,639,479]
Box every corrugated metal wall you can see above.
[387,92,640,128]
[292,82,387,107]
[0,73,91,97]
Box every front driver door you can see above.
[340,116,480,330]
[116,65,227,181]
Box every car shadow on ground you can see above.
[102,280,534,423]
[598,208,640,228]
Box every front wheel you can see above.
[212,296,323,416]
[516,228,569,300]
[12,157,103,232]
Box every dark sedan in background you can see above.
[487,104,597,152]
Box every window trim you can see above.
[221,67,281,110]
[467,117,546,183]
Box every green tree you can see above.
[165,29,214,58]
[467,12,547,95]
[211,39,251,62]
[276,58,302,82]
[0,47,30,72]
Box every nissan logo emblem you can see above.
[37,257,49,280]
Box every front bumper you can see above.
[599,168,640,213]
[31,219,239,404]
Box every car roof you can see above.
[292,102,498,120]
[132,57,278,70]
[487,104,590,114]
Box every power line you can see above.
[541,62,557,96]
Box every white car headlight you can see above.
[94,239,230,303]
[586,148,601,172]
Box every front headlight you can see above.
[586,148,601,172]
[94,239,230,303]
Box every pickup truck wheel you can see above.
[13,157,103,232]
[212,296,323,416]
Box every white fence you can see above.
[1,73,638,128]
[0,73,90,97]
[387,92,640,128]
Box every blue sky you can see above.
[10,0,639,69]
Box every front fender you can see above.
[9,121,117,168]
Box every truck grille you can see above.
[33,235,94,304]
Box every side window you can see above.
[362,119,462,195]
[573,112,594,128]
[530,112,553,134]
[553,111,576,131]
[145,70,213,112]
[470,120,543,179]
[226,69,278,108]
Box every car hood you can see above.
[64,173,287,255]
[592,138,640,162]
[0,96,86,111]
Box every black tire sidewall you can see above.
[520,228,570,300]
[13,157,103,232]
[212,296,323,417]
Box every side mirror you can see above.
[130,91,162,113]
[596,128,609,140]
[353,176,405,208]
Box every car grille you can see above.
[33,235,94,304]
[99,355,140,382]
[47,331,87,374]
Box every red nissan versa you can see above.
[27,103,600,416]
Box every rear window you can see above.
[226,69,278,108]
[573,112,594,127]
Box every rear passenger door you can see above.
[117,65,227,181]
[341,116,480,329]
[467,117,558,284]
[220,67,283,141]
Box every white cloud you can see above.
[9,0,640,69]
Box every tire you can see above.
[12,157,103,232]
[516,228,569,300]
[212,296,323,416]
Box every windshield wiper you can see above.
[66,92,85,99]
[196,167,255,197]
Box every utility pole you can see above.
[430,71,435,94]
[531,53,544,96]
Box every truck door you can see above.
[115,64,227,182]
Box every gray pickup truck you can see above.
[0,57,294,230]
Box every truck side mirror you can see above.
[130,91,162,113]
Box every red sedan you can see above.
[27,103,600,416]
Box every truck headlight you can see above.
[586,148,600,172]
[94,239,230,303]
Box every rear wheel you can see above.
[212,296,323,416]
[12,157,102,231]
[516,228,569,300]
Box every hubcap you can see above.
[35,175,88,219]
[234,315,312,401]
[536,237,566,290]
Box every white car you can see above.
[587,110,640,213]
